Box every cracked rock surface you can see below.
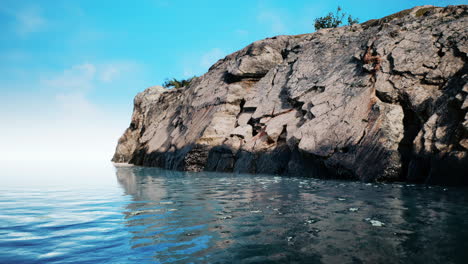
[113,5,468,184]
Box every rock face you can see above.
[113,5,468,185]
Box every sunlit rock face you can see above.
[113,5,468,184]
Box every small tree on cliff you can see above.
[162,77,196,89]
[314,6,359,30]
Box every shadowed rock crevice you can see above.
[397,96,425,182]
[135,142,357,179]
[223,72,262,84]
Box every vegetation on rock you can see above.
[162,77,196,89]
[314,6,359,30]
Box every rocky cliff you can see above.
[113,5,468,185]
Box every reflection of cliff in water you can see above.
[116,166,168,200]
[398,186,468,263]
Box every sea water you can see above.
[1,161,467,263]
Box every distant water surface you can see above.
[1,161,467,263]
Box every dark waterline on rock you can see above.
[1,162,468,263]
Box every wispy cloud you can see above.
[100,66,120,83]
[42,63,97,91]
[0,4,47,36]
[16,6,46,35]
[99,62,138,83]
[41,61,139,90]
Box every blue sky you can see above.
[1,0,466,161]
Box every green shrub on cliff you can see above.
[314,6,359,30]
[162,77,196,89]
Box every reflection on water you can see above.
[0,163,467,263]
[116,166,468,263]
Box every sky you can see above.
[0,0,466,162]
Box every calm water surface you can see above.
[1,161,467,263]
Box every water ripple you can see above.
[1,166,468,263]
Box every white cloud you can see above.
[16,6,46,35]
[257,9,287,35]
[100,66,120,83]
[41,61,138,90]
[99,62,137,83]
[0,5,47,36]
[42,63,97,91]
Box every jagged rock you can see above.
[112,85,167,163]
[227,36,288,78]
[231,125,252,140]
[113,5,468,185]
